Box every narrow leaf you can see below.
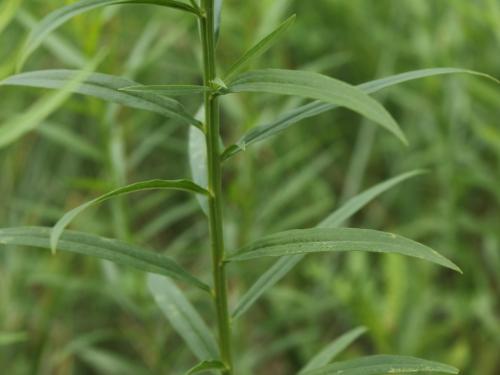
[299,327,367,373]
[224,14,296,81]
[301,355,459,375]
[0,70,201,127]
[148,274,218,360]
[18,0,200,69]
[232,171,423,319]
[51,179,209,253]
[227,227,461,273]
[0,0,22,34]
[225,69,407,145]
[319,170,426,228]
[185,360,226,375]
[121,84,211,96]
[222,67,498,160]
[0,227,209,291]
[214,0,223,43]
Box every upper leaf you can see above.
[300,355,459,375]
[51,179,209,253]
[0,70,201,127]
[121,84,211,96]
[222,67,498,160]
[226,227,461,273]
[223,14,296,81]
[225,69,407,144]
[0,227,209,291]
[18,0,200,69]
[148,275,219,360]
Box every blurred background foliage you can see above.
[0,0,499,374]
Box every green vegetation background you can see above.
[0,0,499,374]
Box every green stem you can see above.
[200,1,233,373]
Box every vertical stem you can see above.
[200,1,233,373]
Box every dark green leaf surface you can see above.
[225,69,407,144]
[51,179,208,253]
[227,228,461,273]
[231,171,423,319]
[1,70,201,127]
[0,227,209,291]
[222,68,497,160]
[300,355,459,375]
[18,0,200,68]
[148,275,218,360]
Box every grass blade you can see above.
[225,69,407,145]
[0,0,21,34]
[299,327,367,374]
[223,14,296,81]
[300,355,459,375]
[185,360,226,374]
[1,70,201,127]
[232,170,423,319]
[222,67,498,160]
[121,84,211,96]
[226,227,461,273]
[0,227,209,291]
[148,274,219,360]
[51,179,209,253]
[18,0,200,69]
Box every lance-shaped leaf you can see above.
[225,69,407,144]
[185,360,226,375]
[222,67,498,160]
[18,0,200,69]
[231,170,423,319]
[148,275,219,360]
[223,14,296,81]
[0,227,209,291]
[299,327,367,374]
[300,355,459,375]
[121,84,211,96]
[51,179,208,253]
[0,70,201,127]
[226,227,461,273]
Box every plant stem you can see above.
[200,1,233,373]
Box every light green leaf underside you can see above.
[0,227,209,291]
[18,0,200,69]
[300,355,459,375]
[224,14,296,81]
[225,68,407,145]
[185,360,226,375]
[231,170,423,319]
[147,275,219,361]
[51,179,208,253]
[121,84,211,96]
[0,70,201,127]
[222,67,498,160]
[189,107,209,216]
[227,227,461,273]
[299,326,367,374]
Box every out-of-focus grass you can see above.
[0,0,498,374]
